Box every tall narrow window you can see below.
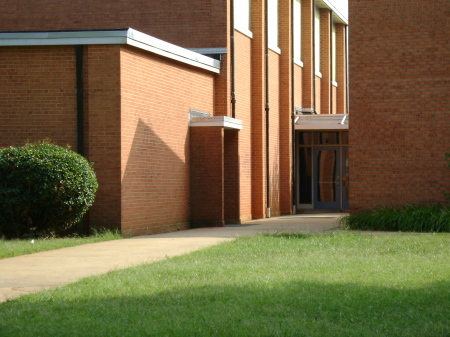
[293,0,302,63]
[332,21,337,82]
[314,6,321,74]
[268,0,279,50]
[234,0,251,33]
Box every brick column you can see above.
[251,0,267,219]
[190,127,225,227]
[320,8,332,114]
[301,0,314,109]
[279,0,293,214]
[335,23,347,115]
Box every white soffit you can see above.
[316,0,348,24]
[0,29,221,74]
[190,116,243,130]
[295,114,349,130]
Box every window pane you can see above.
[317,149,337,202]
[315,6,320,72]
[268,0,279,48]
[234,0,250,31]
[293,0,301,62]
[298,132,313,145]
[342,131,349,145]
[314,132,339,145]
[299,147,313,204]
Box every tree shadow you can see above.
[1,279,448,336]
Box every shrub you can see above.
[340,204,450,233]
[0,140,98,238]
[444,153,450,203]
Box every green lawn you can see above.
[0,232,449,337]
[0,229,122,259]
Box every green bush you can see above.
[0,140,98,238]
[340,204,450,233]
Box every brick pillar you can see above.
[224,129,240,223]
[335,23,347,115]
[320,8,332,114]
[279,0,293,214]
[301,0,314,110]
[190,127,225,227]
[251,0,267,219]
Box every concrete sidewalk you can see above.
[0,213,344,303]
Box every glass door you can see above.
[313,147,341,209]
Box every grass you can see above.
[340,203,450,232]
[0,228,122,259]
[1,232,449,337]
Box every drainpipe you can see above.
[265,0,271,218]
[312,0,317,113]
[76,45,84,156]
[231,0,236,119]
[75,45,85,234]
[330,11,333,115]
[345,25,349,115]
[291,2,297,214]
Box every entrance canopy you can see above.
[295,114,348,130]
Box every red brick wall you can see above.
[84,46,122,230]
[190,127,224,227]
[0,45,123,230]
[251,0,267,219]
[269,50,281,216]
[301,0,314,110]
[320,9,331,115]
[294,65,303,108]
[235,31,253,222]
[279,0,293,215]
[335,23,347,115]
[120,45,215,235]
[0,0,227,49]
[224,129,240,223]
[0,46,77,148]
[349,0,450,209]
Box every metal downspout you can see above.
[291,2,297,214]
[330,11,333,115]
[231,0,236,119]
[313,0,316,113]
[265,0,271,218]
[345,25,349,115]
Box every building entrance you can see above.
[296,131,349,211]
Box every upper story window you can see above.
[314,6,321,74]
[268,0,279,51]
[293,0,302,64]
[332,21,337,82]
[234,0,251,35]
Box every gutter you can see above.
[265,0,271,218]
[231,0,236,118]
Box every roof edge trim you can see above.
[0,28,221,74]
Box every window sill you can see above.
[234,27,253,39]
[294,59,304,67]
[269,45,281,54]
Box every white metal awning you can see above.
[294,114,349,130]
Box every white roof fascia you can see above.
[190,116,243,130]
[295,114,349,130]
[0,29,220,74]
[317,0,348,25]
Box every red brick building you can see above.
[0,0,349,235]
[349,0,450,210]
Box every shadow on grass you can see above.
[1,279,448,337]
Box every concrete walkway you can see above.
[0,213,344,303]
